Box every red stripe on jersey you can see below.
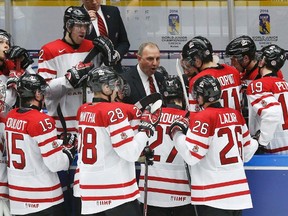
[0,182,8,187]
[74,180,79,186]
[139,186,190,196]
[257,102,280,116]
[191,179,247,190]
[243,140,250,147]
[189,100,197,105]
[110,125,131,136]
[38,136,57,147]
[38,68,57,76]
[186,137,209,149]
[263,145,288,153]
[139,175,189,184]
[57,127,77,133]
[243,130,249,138]
[192,190,250,202]
[75,168,79,174]
[190,151,203,160]
[9,194,63,203]
[250,94,273,106]
[80,178,136,189]
[41,146,62,157]
[9,183,62,192]
[112,136,133,148]
[81,189,139,201]
[0,193,9,199]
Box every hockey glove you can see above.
[60,133,78,165]
[0,199,10,216]
[143,146,154,166]
[65,61,94,88]
[138,99,162,138]
[252,130,266,154]
[4,46,34,69]
[93,36,120,66]
[169,116,189,140]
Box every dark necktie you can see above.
[96,12,108,37]
[148,76,156,94]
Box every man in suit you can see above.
[122,42,164,104]
[82,0,130,73]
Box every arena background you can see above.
[2,1,288,216]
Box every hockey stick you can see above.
[140,99,162,216]
[134,92,162,112]
[143,141,149,216]
[82,46,100,104]
[176,58,199,216]
[176,59,191,183]
[176,58,189,110]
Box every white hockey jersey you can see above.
[0,116,8,200]
[188,64,242,112]
[246,76,288,153]
[38,39,100,135]
[5,108,70,215]
[138,107,191,207]
[174,106,258,210]
[77,102,147,214]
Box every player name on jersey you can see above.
[217,74,235,86]
[6,118,27,131]
[275,81,288,90]
[79,112,96,123]
[219,112,238,124]
[160,113,182,124]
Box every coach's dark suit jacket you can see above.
[84,5,130,73]
[122,65,164,104]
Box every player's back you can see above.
[187,106,257,209]
[5,108,66,214]
[188,64,242,112]
[247,76,288,154]
[77,102,142,214]
[138,107,191,207]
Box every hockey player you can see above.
[0,81,10,216]
[246,44,288,154]
[4,74,77,215]
[225,35,284,83]
[37,6,119,214]
[76,66,162,215]
[225,35,284,125]
[169,75,258,216]
[0,29,34,108]
[138,75,196,216]
[181,36,242,113]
